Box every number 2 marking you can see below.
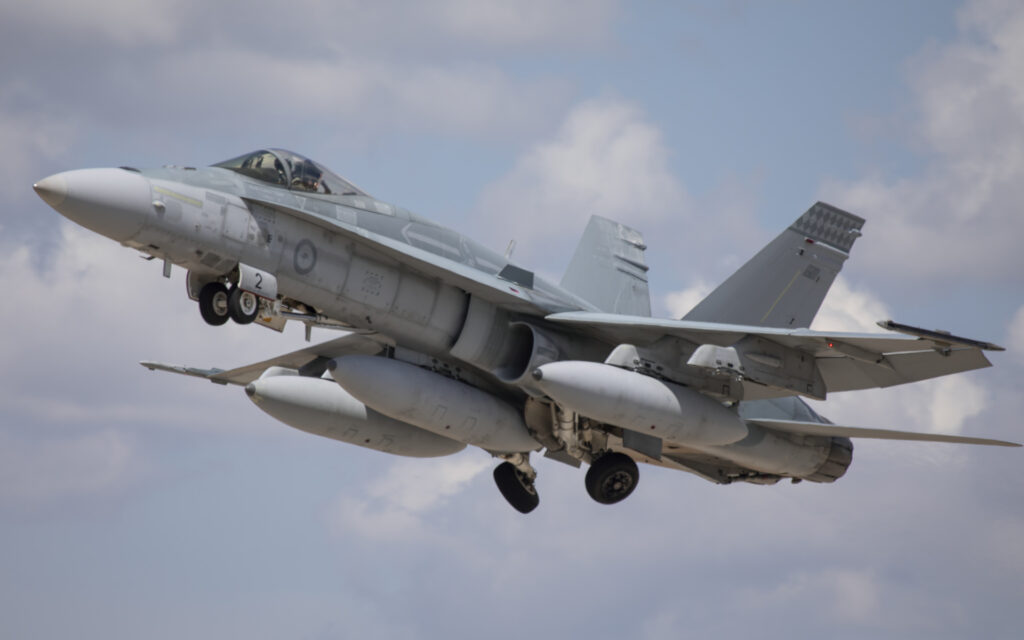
[254,273,263,289]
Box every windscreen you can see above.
[214,149,368,197]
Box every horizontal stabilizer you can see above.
[749,419,1020,447]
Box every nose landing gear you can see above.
[228,286,259,324]
[197,280,261,326]
[198,282,230,326]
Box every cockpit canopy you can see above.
[213,149,367,197]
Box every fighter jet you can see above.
[33,148,1018,513]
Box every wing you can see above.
[547,311,1001,395]
[141,332,387,385]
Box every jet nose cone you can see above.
[33,174,68,207]
[33,168,151,242]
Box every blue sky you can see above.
[2,1,1023,638]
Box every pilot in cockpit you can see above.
[215,149,361,196]
[290,158,327,193]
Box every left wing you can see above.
[547,311,1002,395]
[141,332,386,385]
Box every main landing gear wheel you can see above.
[198,282,230,326]
[493,462,539,514]
[585,452,639,505]
[228,286,259,324]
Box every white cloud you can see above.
[927,375,989,435]
[820,0,1024,284]
[434,0,616,47]
[3,0,188,46]
[368,63,568,139]
[105,49,571,144]
[0,106,78,199]
[0,428,140,505]
[663,280,713,318]
[1007,304,1024,360]
[1,2,608,153]
[476,98,692,264]
[742,568,882,625]
[811,276,892,333]
[0,222,313,433]
[982,516,1024,573]
[0,221,320,507]
[4,0,615,51]
[326,452,492,540]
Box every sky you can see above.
[1,0,1023,638]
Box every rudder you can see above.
[683,202,864,328]
[561,215,651,317]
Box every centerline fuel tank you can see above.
[328,355,539,454]
[245,367,465,457]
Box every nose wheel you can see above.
[585,452,639,505]
[198,282,230,326]
[198,282,260,325]
[228,286,259,324]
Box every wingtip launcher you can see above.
[139,361,231,384]
[877,320,1006,352]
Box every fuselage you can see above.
[35,151,598,362]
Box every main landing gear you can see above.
[585,452,639,505]
[493,453,539,514]
[493,450,640,513]
[198,282,259,326]
[493,462,539,513]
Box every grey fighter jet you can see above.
[33,148,1018,513]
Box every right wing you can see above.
[547,311,1001,397]
[141,332,387,386]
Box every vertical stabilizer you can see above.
[561,215,651,317]
[683,202,864,328]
